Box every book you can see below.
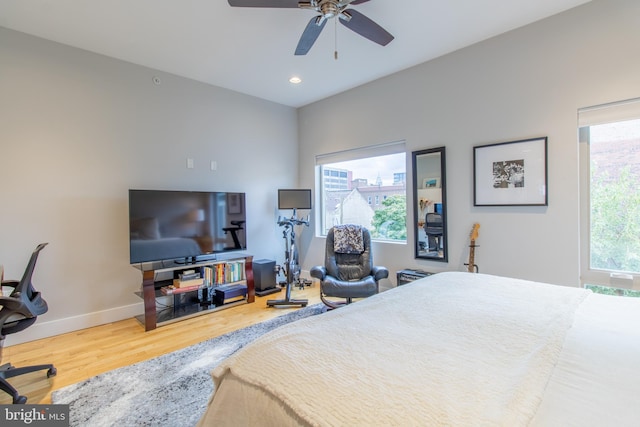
[173,278,204,288]
[161,284,202,295]
[203,266,213,286]
[178,270,200,281]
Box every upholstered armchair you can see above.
[311,225,388,309]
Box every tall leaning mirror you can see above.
[412,147,447,262]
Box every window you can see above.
[316,141,406,242]
[579,98,640,296]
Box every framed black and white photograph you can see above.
[473,137,548,206]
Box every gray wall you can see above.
[0,28,298,344]
[297,0,640,286]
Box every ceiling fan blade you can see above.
[350,0,371,4]
[339,9,394,46]
[295,16,327,55]
[227,0,299,7]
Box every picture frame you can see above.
[227,193,242,214]
[423,177,440,188]
[473,137,548,206]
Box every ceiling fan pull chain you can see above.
[334,17,338,60]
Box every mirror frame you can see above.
[412,147,448,262]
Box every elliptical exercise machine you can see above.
[267,210,309,308]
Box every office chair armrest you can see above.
[0,295,23,310]
[310,266,327,280]
[372,266,389,281]
[1,280,19,296]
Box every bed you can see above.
[197,272,640,426]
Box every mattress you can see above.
[197,272,640,426]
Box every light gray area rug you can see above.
[52,304,325,427]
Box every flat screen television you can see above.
[278,189,312,210]
[128,189,247,264]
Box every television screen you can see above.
[278,189,312,210]
[128,190,247,264]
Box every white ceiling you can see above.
[0,0,591,108]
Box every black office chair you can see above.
[0,243,56,404]
[424,213,443,252]
[311,225,389,309]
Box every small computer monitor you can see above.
[434,203,443,215]
[278,189,312,210]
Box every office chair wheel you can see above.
[14,395,27,404]
[47,367,57,378]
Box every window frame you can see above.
[579,98,640,291]
[315,141,407,242]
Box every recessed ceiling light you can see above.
[289,76,302,84]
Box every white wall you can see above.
[0,28,298,344]
[297,0,640,287]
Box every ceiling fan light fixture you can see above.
[289,76,302,84]
[320,2,339,18]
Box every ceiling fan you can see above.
[227,0,394,55]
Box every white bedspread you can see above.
[199,272,591,426]
[531,291,640,426]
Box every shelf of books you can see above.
[135,256,255,331]
[160,260,246,295]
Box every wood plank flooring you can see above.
[0,285,321,405]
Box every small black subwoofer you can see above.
[253,259,278,295]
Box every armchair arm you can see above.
[310,266,327,281]
[372,266,389,282]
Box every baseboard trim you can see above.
[5,302,143,347]
[6,271,317,347]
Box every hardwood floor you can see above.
[0,285,321,405]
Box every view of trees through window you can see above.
[586,117,640,297]
[318,152,406,241]
[589,119,640,274]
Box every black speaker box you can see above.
[396,269,433,286]
[253,259,277,292]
